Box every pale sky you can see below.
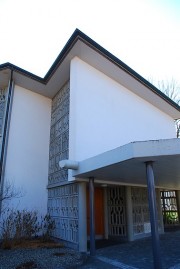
[0,0,180,85]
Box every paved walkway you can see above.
[77,231,180,269]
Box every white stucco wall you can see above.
[69,57,176,162]
[4,85,51,215]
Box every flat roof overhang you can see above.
[72,138,180,189]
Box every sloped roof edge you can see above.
[0,62,44,83]
[0,28,179,112]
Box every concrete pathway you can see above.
[78,231,180,269]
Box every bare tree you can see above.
[0,181,23,214]
[0,181,22,202]
[176,119,180,138]
[157,79,180,105]
[150,78,180,138]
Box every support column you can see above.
[78,182,87,252]
[146,161,162,269]
[103,187,108,239]
[89,177,96,256]
[125,186,134,241]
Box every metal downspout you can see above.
[0,70,14,212]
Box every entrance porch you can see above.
[70,138,180,269]
[85,184,164,245]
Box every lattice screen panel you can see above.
[48,81,70,185]
[132,187,150,235]
[161,190,179,226]
[107,187,126,236]
[0,88,7,139]
[48,184,79,244]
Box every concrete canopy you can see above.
[72,139,180,190]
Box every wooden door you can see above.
[86,187,104,236]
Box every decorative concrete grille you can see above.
[132,187,150,235]
[48,83,79,245]
[48,184,79,244]
[161,190,179,226]
[107,187,126,236]
[0,88,7,138]
[48,82,70,185]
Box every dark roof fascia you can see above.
[72,29,180,112]
[0,30,80,84]
[43,30,80,81]
[0,62,45,84]
[0,29,179,112]
[42,28,180,112]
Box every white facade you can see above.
[69,57,176,162]
[4,85,51,214]
[0,30,179,253]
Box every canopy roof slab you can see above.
[72,138,180,190]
